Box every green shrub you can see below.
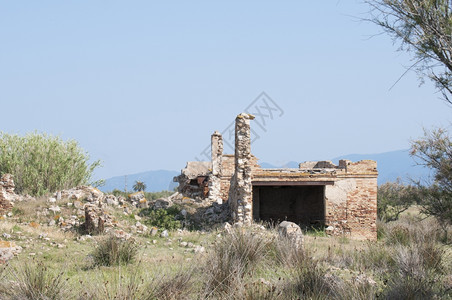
[141,207,181,231]
[91,236,139,267]
[0,132,101,196]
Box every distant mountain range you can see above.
[100,170,179,193]
[261,149,431,184]
[100,149,431,192]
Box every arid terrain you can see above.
[0,180,451,299]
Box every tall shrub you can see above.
[0,132,100,196]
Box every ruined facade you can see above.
[175,113,378,240]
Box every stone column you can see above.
[230,113,254,224]
[208,131,223,203]
[211,131,223,177]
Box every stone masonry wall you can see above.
[208,131,223,203]
[228,113,254,224]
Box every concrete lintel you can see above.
[252,181,334,186]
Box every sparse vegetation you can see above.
[378,180,420,222]
[1,176,451,299]
[0,261,72,300]
[411,128,452,240]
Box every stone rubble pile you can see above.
[0,174,34,216]
[84,203,115,234]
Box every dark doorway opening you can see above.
[252,185,325,228]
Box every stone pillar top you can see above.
[236,113,255,120]
[212,130,222,137]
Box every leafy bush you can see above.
[0,132,100,196]
[141,207,181,231]
[91,236,139,267]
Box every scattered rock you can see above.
[160,230,169,238]
[112,230,132,240]
[105,194,119,206]
[150,227,158,236]
[278,221,303,248]
[0,240,22,263]
[135,222,148,233]
[58,186,103,203]
[73,201,84,209]
[193,246,205,253]
[153,198,172,210]
[223,222,232,233]
[48,205,61,213]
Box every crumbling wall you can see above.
[174,161,211,200]
[0,174,15,216]
[324,160,378,240]
[228,113,254,224]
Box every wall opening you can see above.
[252,185,325,228]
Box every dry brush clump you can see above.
[79,267,194,300]
[201,227,272,297]
[90,235,139,267]
[0,261,72,300]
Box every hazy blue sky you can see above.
[1,1,450,180]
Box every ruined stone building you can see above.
[175,113,378,240]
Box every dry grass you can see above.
[0,260,72,300]
[0,204,451,299]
